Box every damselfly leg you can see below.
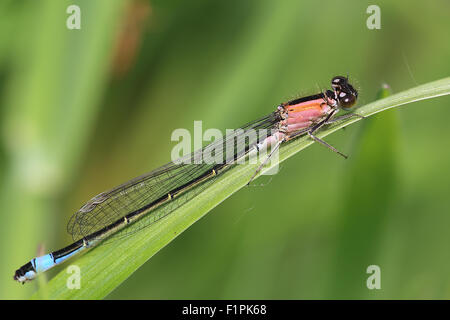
[325,113,365,125]
[247,137,284,185]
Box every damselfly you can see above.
[14,76,361,283]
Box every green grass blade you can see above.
[330,85,400,298]
[31,77,450,299]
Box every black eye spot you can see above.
[332,76,347,85]
[340,94,356,109]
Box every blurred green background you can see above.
[1,0,450,299]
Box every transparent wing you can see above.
[67,111,280,241]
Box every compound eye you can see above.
[339,92,356,109]
[332,77,340,83]
[332,76,346,84]
[331,76,347,90]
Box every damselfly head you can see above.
[331,75,358,109]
